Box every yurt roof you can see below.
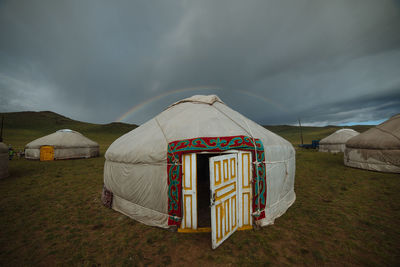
[105,95,294,165]
[346,114,400,149]
[168,94,224,107]
[0,142,8,153]
[25,130,99,149]
[319,129,359,144]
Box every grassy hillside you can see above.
[0,111,398,265]
[0,111,137,154]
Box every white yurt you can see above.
[25,129,99,161]
[102,95,296,248]
[319,129,359,153]
[0,142,9,179]
[344,114,400,173]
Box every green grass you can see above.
[0,111,399,265]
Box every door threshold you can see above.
[178,225,253,233]
[178,227,211,233]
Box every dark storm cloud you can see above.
[1,0,399,125]
[297,89,400,126]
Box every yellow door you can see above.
[238,152,252,229]
[40,146,54,161]
[210,153,238,249]
[180,153,197,230]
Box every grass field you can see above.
[0,112,399,266]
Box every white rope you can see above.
[108,161,182,166]
[155,116,169,145]
[244,119,258,155]
[243,115,262,214]
[155,116,180,165]
[211,105,254,137]
[263,157,296,164]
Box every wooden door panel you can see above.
[210,153,238,249]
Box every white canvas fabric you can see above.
[25,129,99,160]
[344,114,400,173]
[0,142,8,179]
[104,95,296,229]
[319,129,359,153]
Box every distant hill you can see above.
[0,111,137,134]
[0,111,137,151]
[263,125,373,144]
[0,110,375,149]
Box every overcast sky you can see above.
[1,0,399,125]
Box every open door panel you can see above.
[209,153,238,249]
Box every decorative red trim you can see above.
[167,135,266,226]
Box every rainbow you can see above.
[115,86,221,122]
[115,87,287,122]
[235,90,286,112]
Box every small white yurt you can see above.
[344,114,400,173]
[319,129,359,153]
[102,95,296,248]
[25,129,99,161]
[0,142,9,179]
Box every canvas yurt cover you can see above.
[319,129,359,153]
[344,114,400,173]
[102,95,296,248]
[25,129,99,160]
[0,142,9,179]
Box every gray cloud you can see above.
[297,88,400,126]
[1,0,399,125]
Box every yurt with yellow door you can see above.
[25,129,99,161]
[0,142,9,179]
[102,95,296,249]
[344,114,400,173]
[319,129,359,153]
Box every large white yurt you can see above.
[319,129,359,153]
[102,95,296,248]
[344,114,400,173]
[0,142,9,179]
[25,129,99,161]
